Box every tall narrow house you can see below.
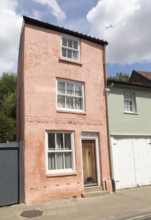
[17,16,112,203]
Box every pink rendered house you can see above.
[17,16,112,204]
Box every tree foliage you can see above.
[0,112,16,143]
[108,72,130,82]
[0,73,17,143]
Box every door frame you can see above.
[81,132,101,186]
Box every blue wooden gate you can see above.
[0,142,24,206]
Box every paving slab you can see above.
[0,186,151,220]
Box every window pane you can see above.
[58,81,65,94]
[66,83,74,95]
[124,93,133,106]
[68,39,72,48]
[125,100,132,111]
[124,94,128,100]
[62,37,67,46]
[73,51,78,60]
[65,153,72,168]
[65,133,71,149]
[57,95,65,108]
[48,133,55,150]
[73,40,78,49]
[75,85,82,96]
[48,153,56,170]
[125,94,132,100]
[56,133,63,149]
[75,98,82,110]
[62,48,66,57]
[124,104,131,112]
[56,153,64,169]
[67,49,72,58]
[124,100,130,106]
[66,97,74,109]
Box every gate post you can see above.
[19,141,24,203]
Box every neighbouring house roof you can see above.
[23,16,108,46]
[137,71,151,80]
[107,79,151,90]
[129,70,151,86]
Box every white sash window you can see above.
[61,35,80,61]
[46,132,75,173]
[124,93,136,113]
[57,79,84,112]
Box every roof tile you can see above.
[137,71,151,80]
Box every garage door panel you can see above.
[145,139,151,185]
[133,138,151,186]
[118,139,136,189]
[146,141,151,184]
[133,139,145,186]
[112,138,136,190]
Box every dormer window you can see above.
[61,35,80,61]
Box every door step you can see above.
[82,186,108,198]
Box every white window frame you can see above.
[124,92,136,113]
[56,79,84,112]
[61,35,80,61]
[46,131,75,174]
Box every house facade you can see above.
[107,79,151,190]
[17,16,112,204]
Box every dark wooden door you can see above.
[82,140,97,185]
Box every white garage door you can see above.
[111,137,151,190]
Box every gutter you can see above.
[104,82,116,191]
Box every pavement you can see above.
[0,186,151,220]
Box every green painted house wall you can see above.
[107,84,151,136]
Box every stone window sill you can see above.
[46,172,77,178]
[124,112,138,115]
[59,57,82,66]
[57,109,86,115]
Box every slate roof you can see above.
[23,16,108,46]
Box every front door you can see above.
[82,140,97,185]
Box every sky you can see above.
[0,0,151,77]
